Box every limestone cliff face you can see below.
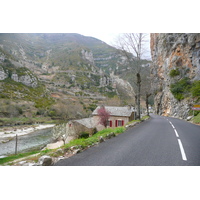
[0,50,38,88]
[150,33,200,119]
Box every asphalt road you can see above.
[54,114,200,166]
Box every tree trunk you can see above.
[136,73,141,120]
[146,94,149,116]
[146,93,151,116]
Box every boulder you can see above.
[56,148,64,154]
[106,132,116,139]
[38,155,53,166]
[187,116,193,121]
[99,136,105,143]
[73,149,81,154]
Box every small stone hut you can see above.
[92,106,136,131]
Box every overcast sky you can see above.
[80,32,120,46]
[80,33,151,60]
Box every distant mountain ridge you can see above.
[0,33,139,122]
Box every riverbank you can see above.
[0,124,55,143]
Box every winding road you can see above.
[55,114,200,166]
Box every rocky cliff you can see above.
[150,33,200,119]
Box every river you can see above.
[0,127,54,157]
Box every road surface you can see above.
[54,114,200,166]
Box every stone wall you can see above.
[52,121,96,144]
[150,33,200,119]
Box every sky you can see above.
[80,32,151,60]
[79,32,120,46]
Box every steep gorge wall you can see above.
[150,33,200,119]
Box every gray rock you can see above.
[73,149,81,154]
[38,155,53,166]
[99,136,105,143]
[106,132,116,139]
[56,148,64,154]
[187,116,193,121]
[0,66,8,80]
[18,161,27,165]
[70,146,76,151]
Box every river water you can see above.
[0,128,54,157]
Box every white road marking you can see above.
[174,129,179,137]
[168,121,178,137]
[177,139,187,161]
[167,119,187,161]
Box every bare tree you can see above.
[140,65,152,116]
[115,33,148,119]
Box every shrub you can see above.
[48,110,56,117]
[79,132,90,139]
[170,78,191,101]
[169,68,180,77]
[191,80,200,98]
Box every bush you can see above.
[48,110,56,117]
[169,68,180,77]
[79,132,90,139]
[191,80,200,98]
[170,78,191,101]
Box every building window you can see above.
[116,120,124,127]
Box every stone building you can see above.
[48,106,136,149]
[92,106,136,131]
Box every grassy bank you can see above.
[193,113,200,124]
[63,126,125,149]
[0,116,150,165]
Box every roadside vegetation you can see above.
[170,78,200,101]
[192,112,200,124]
[0,116,150,165]
[0,127,125,165]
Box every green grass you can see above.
[0,148,54,165]
[126,119,140,126]
[193,113,200,124]
[63,127,126,150]
[125,116,150,126]
[0,150,40,165]
[141,115,150,120]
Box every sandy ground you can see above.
[0,124,55,139]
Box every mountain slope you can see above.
[0,33,140,123]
